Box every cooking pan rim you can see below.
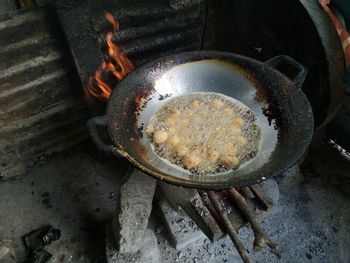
[115,147,306,189]
[105,50,314,189]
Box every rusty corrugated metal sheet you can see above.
[53,0,206,89]
[0,8,89,179]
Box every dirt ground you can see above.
[0,141,349,263]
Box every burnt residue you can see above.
[137,126,144,138]
[158,93,172,100]
[131,140,150,163]
[259,81,296,137]
[253,75,270,105]
[138,123,145,138]
[132,88,154,147]
[231,58,302,138]
[133,87,154,117]
[107,81,154,159]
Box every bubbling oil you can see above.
[146,92,261,175]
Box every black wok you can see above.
[88,51,313,189]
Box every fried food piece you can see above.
[167,127,176,135]
[224,107,234,115]
[205,148,219,162]
[169,108,180,116]
[153,130,168,144]
[234,136,247,146]
[192,144,202,155]
[220,153,239,168]
[224,147,237,156]
[166,135,180,147]
[230,125,241,136]
[183,153,201,168]
[183,108,193,116]
[212,99,224,109]
[191,100,202,109]
[164,117,176,126]
[146,123,154,135]
[232,117,244,127]
[175,145,189,157]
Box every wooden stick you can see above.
[249,185,273,211]
[240,187,255,199]
[228,188,280,256]
[207,191,253,263]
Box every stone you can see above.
[260,178,280,205]
[158,198,205,249]
[190,194,225,241]
[0,239,16,263]
[276,164,305,190]
[0,246,9,260]
[113,168,157,253]
[158,182,223,241]
[106,223,160,263]
[158,182,198,213]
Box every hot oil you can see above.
[147,92,261,175]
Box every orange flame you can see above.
[86,12,134,101]
[104,12,119,31]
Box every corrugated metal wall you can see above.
[0,8,89,179]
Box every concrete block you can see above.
[113,168,157,253]
[158,198,205,249]
[106,223,160,263]
[0,239,16,263]
[260,178,280,205]
[158,182,223,241]
[0,246,9,260]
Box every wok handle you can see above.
[87,115,115,155]
[265,55,308,89]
